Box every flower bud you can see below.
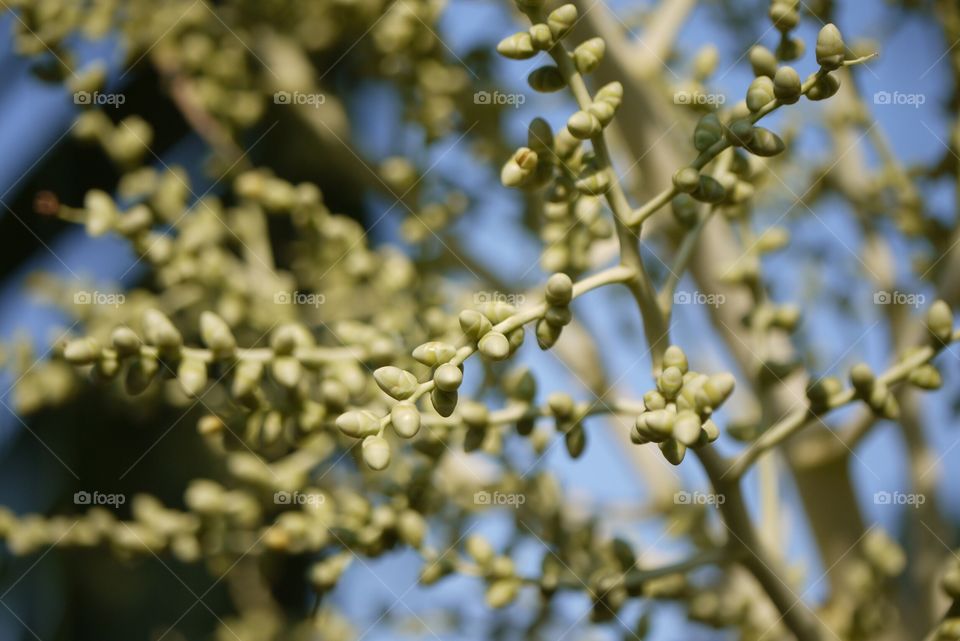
[673,167,700,193]
[725,120,755,147]
[527,118,554,155]
[744,127,785,157]
[850,363,875,396]
[596,81,623,108]
[749,45,778,78]
[693,44,719,80]
[431,388,458,417]
[434,363,463,392]
[643,390,667,411]
[178,357,208,397]
[528,66,566,93]
[573,37,605,74]
[375,366,419,399]
[567,111,600,139]
[362,435,391,470]
[83,190,116,237]
[548,392,574,419]
[413,341,457,366]
[672,411,702,447]
[486,579,520,608]
[479,332,510,360]
[496,32,536,59]
[768,1,799,31]
[565,424,586,457]
[662,346,688,374]
[815,24,845,70]
[657,367,684,399]
[587,100,616,127]
[501,147,539,188]
[773,66,801,104]
[528,23,553,50]
[927,300,954,345]
[63,337,100,365]
[806,72,841,101]
[125,355,158,395]
[776,35,805,61]
[336,410,380,438]
[644,409,674,439]
[111,326,141,357]
[142,308,182,349]
[390,402,421,438]
[271,356,302,388]
[908,364,942,390]
[693,113,723,151]
[544,273,573,307]
[536,318,562,349]
[700,373,735,411]
[200,312,236,358]
[659,438,686,465]
[692,175,726,204]
[746,76,775,112]
[574,169,610,195]
[547,4,578,38]
[670,194,699,227]
[459,310,493,341]
[397,509,426,548]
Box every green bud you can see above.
[850,363,875,396]
[673,167,700,193]
[596,81,623,108]
[528,23,553,50]
[496,32,536,59]
[587,100,616,127]
[232,360,263,401]
[336,410,380,438]
[643,409,675,439]
[375,366,419,400]
[397,509,427,548]
[768,1,799,31]
[941,565,960,600]
[573,37,605,74]
[574,169,610,195]
[548,392,575,418]
[693,113,723,151]
[504,367,537,401]
[486,579,520,608]
[501,147,539,188]
[670,194,699,227]
[547,4,578,38]
[643,390,666,411]
[111,326,141,357]
[362,435,391,470]
[565,424,586,458]
[749,45,778,78]
[908,364,942,390]
[413,341,457,366]
[746,76,776,112]
[478,332,510,360]
[815,24,845,70]
[663,346,688,374]
[545,273,573,307]
[390,402,421,438]
[699,373,735,411]
[528,66,566,93]
[692,175,726,203]
[659,438,686,465]
[527,117,554,155]
[773,66,801,103]
[726,119,755,147]
[693,44,719,80]
[657,366,684,399]
[567,110,601,139]
[125,355,159,395]
[806,72,841,101]
[672,411,702,447]
[927,300,954,345]
[776,35,805,61]
[431,388,458,417]
[544,305,572,327]
[744,127,785,157]
[536,318,562,349]
[460,310,493,341]
[271,356,302,388]
[177,357,208,397]
[200,312,236,358]
[434,363,463,392]
[63,337,100,365]
[142,308,182,350]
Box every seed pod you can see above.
[390,402,421,438]
[672,411,702,447]
[746,76,775,112]
[749,45,778,78]
[536,318,562,349]
[744,127,785,157]
[565,424,586,458]
[659,439,686,465]
[806,72,841,101]
[692,175,726,204]
[672,167,700,194]
[478,332,510,360]
[336,410,380,438]
[459,310,493,341]
[768,1,799,31]
[657,367,684,399]
[178,357,208,397]
[375,366,419,400]
[125,355,159,395]
[486,579,520,608]
[773,66,801,104]
[501,147,539,188]
[431,388,458,417]
[496,32,536,59]
[362,435,391,470]
[434,363,463,392]
[200,312,236,358]
[142,308,182,349]
[547,4,578,38]
[528,66,566,93]
[573,37,605,74]
[693,113,723,151]
[567,111,600,140]
[271,356,302,388]
[908,364,942,390]
[63,337,100,365]
[927,300,954,345]
[596,81,623,108]
[670,194,699,228]
[528,23,553,50]
[815,24,845,70]
[413,341,457,366]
